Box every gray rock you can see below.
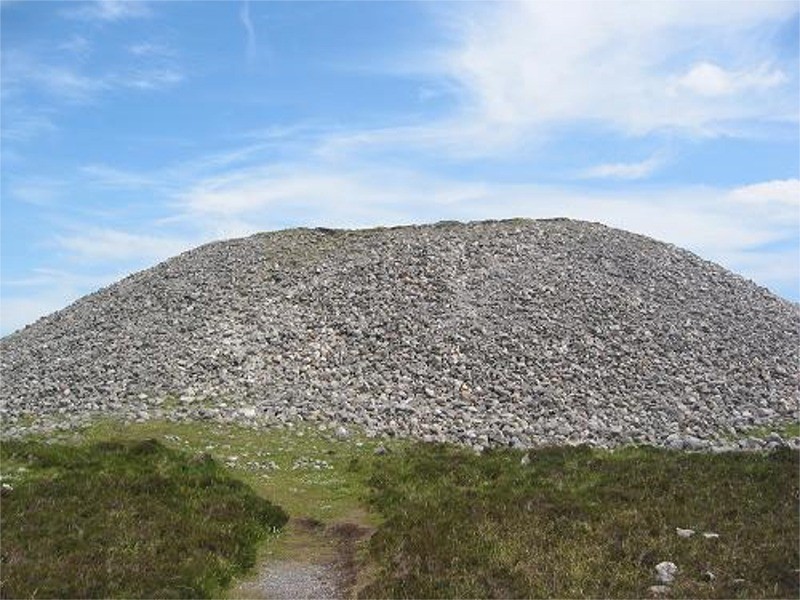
[766,432,784,444]
[655,561,678,584]
[675,528,695,538]
[683,436,707,451]
[1,219,797,449]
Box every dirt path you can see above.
[236,560,341,599]
[231,517,373,599]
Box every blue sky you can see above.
[1,0,798,335]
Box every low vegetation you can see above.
[360,444,799,599]
[0,438,287,599]
[1,420,798,599]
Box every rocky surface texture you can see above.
[2,219,798,449]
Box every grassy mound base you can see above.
[361,444,799,599]
[0,439,288,599]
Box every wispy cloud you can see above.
[117,68,184,90]
[62,0,151,22]
[729,178,800,207]
[169,155,796,263]
[675,62,788,97]
[320,1,797,160]
[578,155,665,180]
[55,228,196,264]
[7,179,65,206]
[3,268,118,289]
[80,165,162,189]
[5,57,108,103]
[3,1,797,337]
[239,0,256,64]
[439,2,797,134]
[0,109,58,142]
[3,50,184,105]
[127,42,174,58]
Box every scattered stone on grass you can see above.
[655,561,678,584]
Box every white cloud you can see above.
[309,2,799,161]
[240,0,256,64]
[729,179,800,207]
[315,119,522,161]
[438,1,797,134]
[8,179,65,206]
[55,229,196,264]
[5,268,96,288]
[578,155,665,180]
[675,62,787,97]
[715,248,799,298]
[2,48,184,105]
[127,42,174,57]
[175,161,796,261]
[80,164,161,189]
[178,164,490,228]
[116,68,184,90]
[33,65,107,102]
[62,0,151,22]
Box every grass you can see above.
[2,419,798,599]
[735,421,800,440]
[75,419,399,522]
[0,438,287,599]
[359,444,799,599]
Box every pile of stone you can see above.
[1,219,797,449]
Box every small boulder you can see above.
[655,561,678,584]
[675,527,695,538]
[683,436,707,451]
[665,433,683,450]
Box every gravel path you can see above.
[2,218,798,450]
[236,561,341,599]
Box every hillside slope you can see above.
[2,219,798,448]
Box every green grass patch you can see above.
[75,419,400,522]
[360,444,800,599]
[3,419,798,599]
[736,421,800,440]
[0,438,288,599]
